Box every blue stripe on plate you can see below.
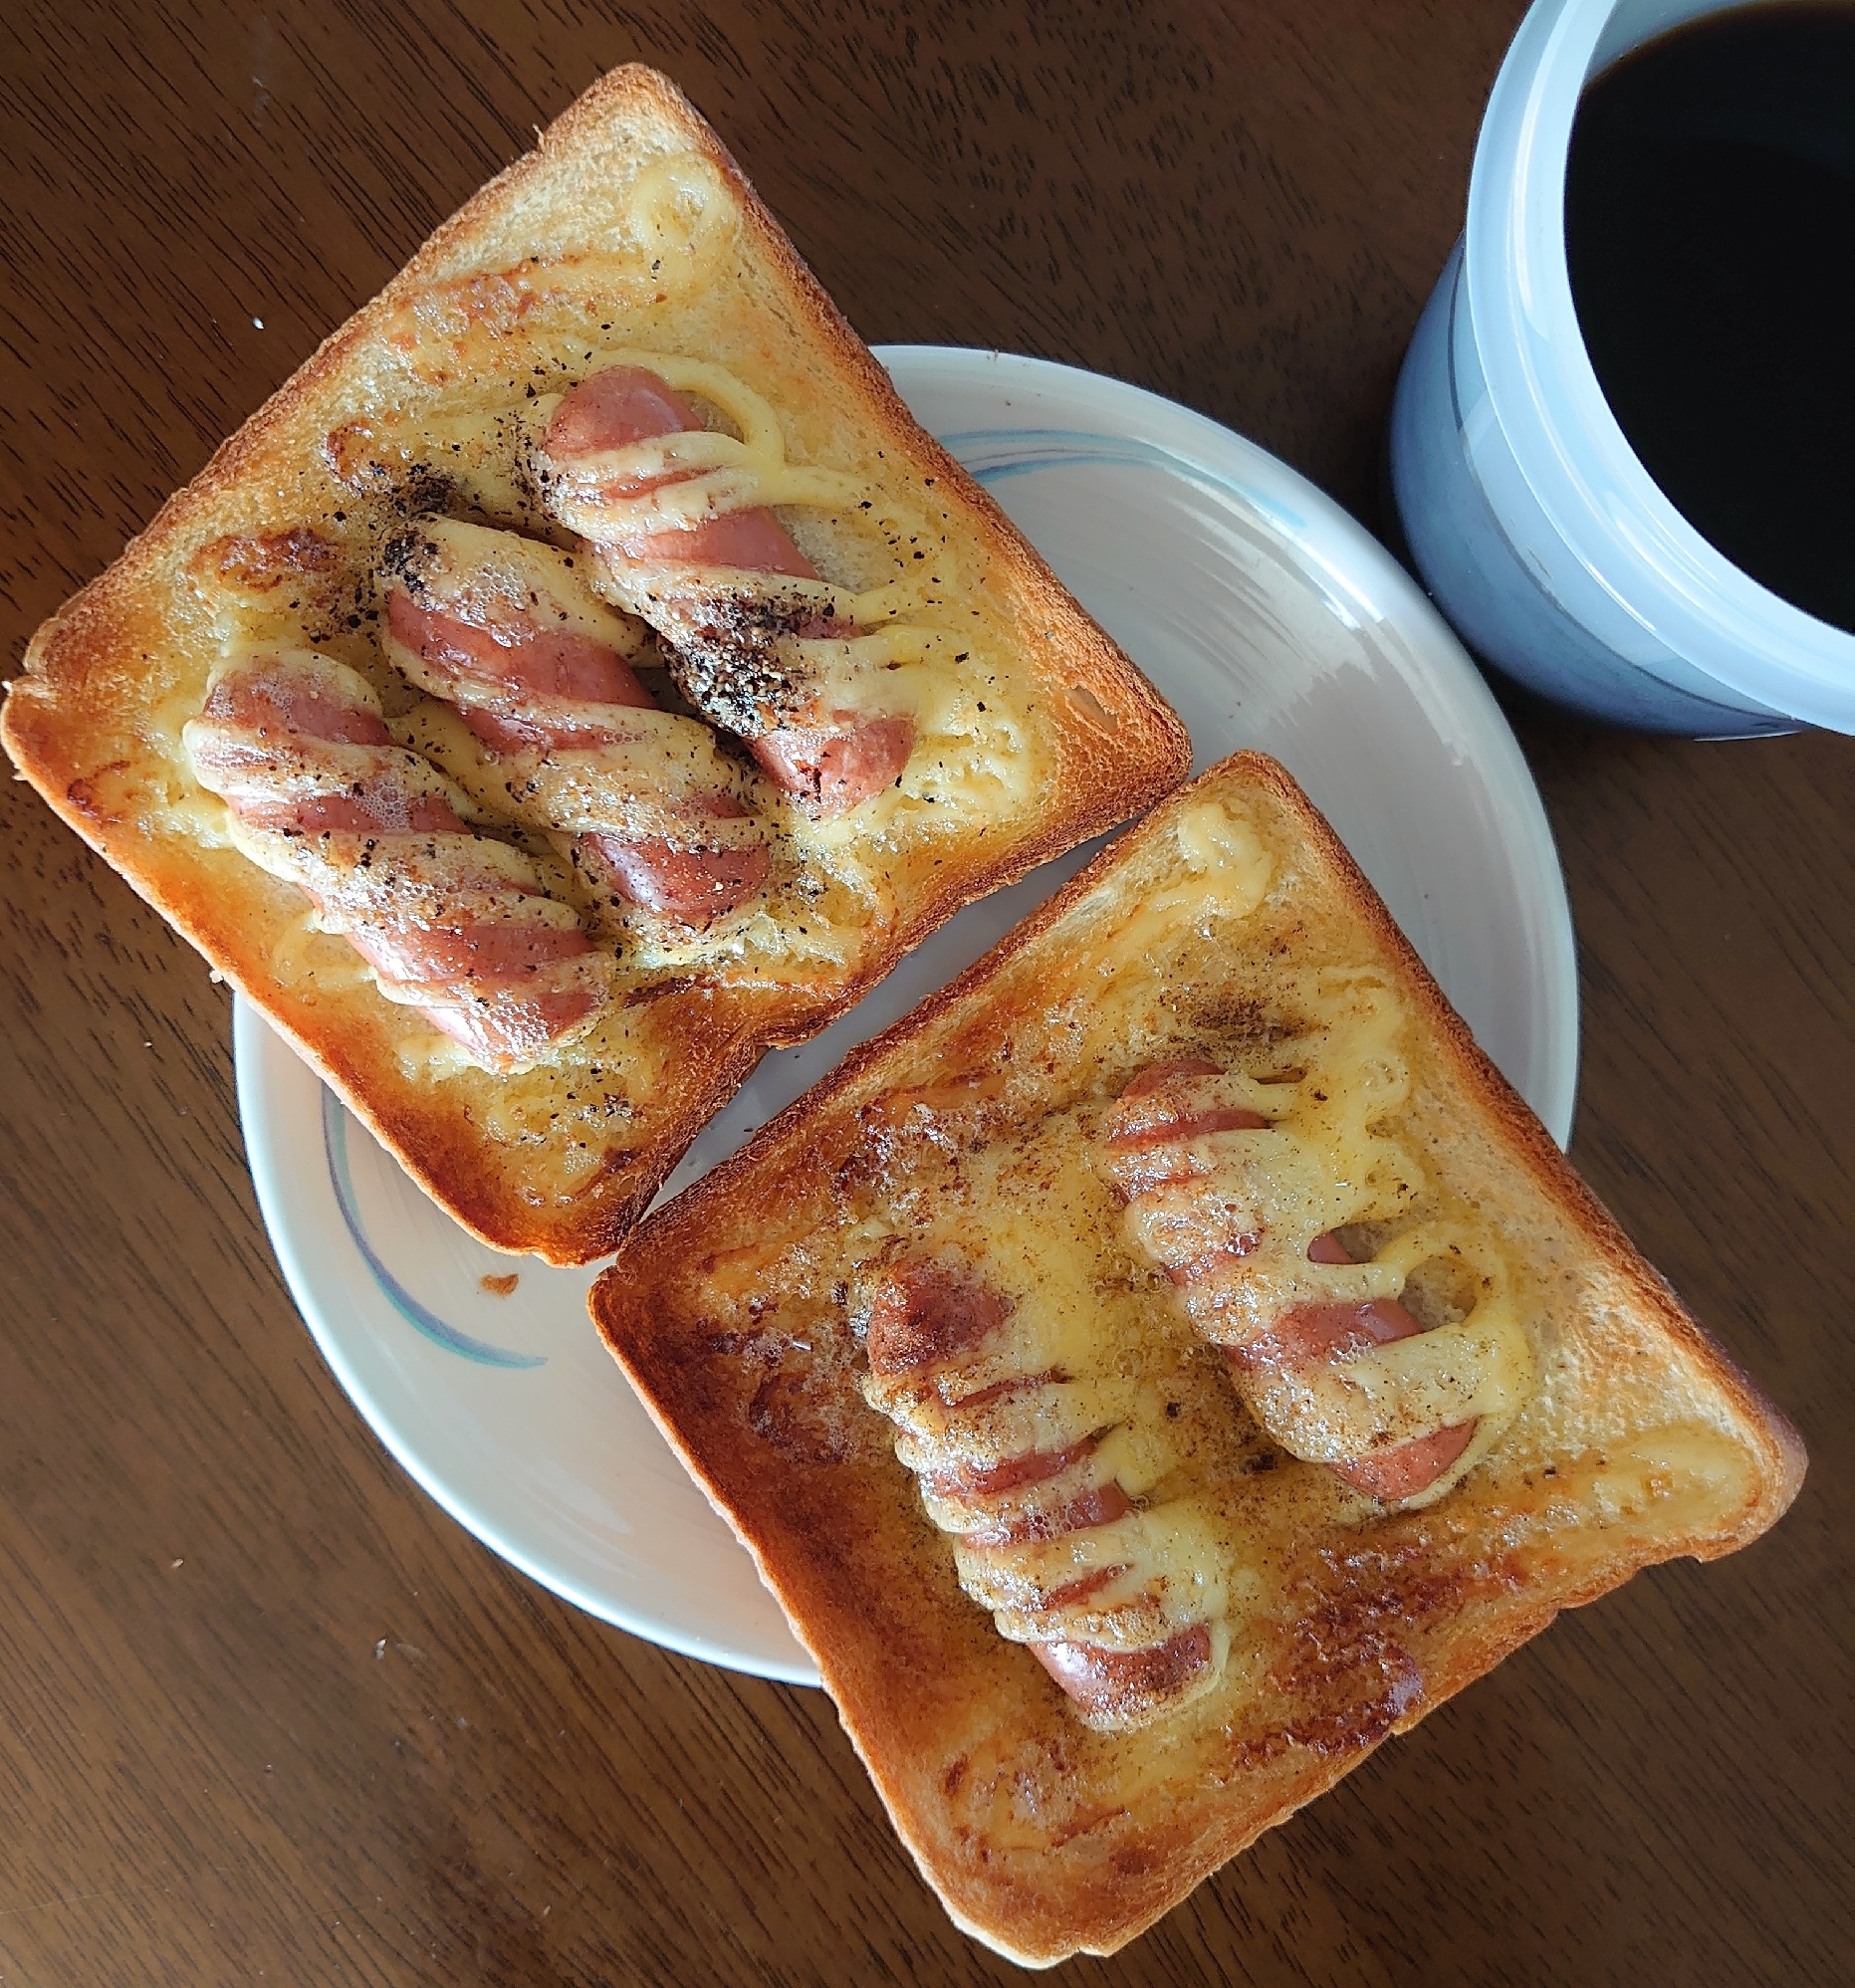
[322,1089,548,1371]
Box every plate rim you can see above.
[235,342,1580,1683]
[234,996,826,1684]
[882,344,1578,1146]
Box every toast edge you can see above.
[587,749,1806,1957]
[2,64,1192,1261]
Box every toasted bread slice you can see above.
[590,751,1803,1964]
[2,66,1188,1263]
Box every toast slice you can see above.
[589,751,1803,1964]
[2,66,1188,1263]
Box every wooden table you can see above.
[2,4,1848,1980]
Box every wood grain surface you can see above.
[1,3,1848,1982]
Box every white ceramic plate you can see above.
[237,346,1578,1689]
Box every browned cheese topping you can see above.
[850,909,1537,1732]
[183,650,612,1072]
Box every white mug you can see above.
[1389,0,1855,738]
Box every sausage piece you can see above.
[1110,1061,1478,1501]
[186,652,612,1071]
[542,365,915,815]
[383,534,770,925]
[1030,1626,1215,1721]
[864,1257,1012,1380]
[862,1251,1217,1723]
[1257,1232,1478,1499]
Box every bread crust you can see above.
[3,66,1189,1263]
[590,751,1804,1964]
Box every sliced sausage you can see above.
[543,365,914,812]
[185,651,611,1072]
[1109,1067,1477,1501]
[960,1479,1133,1550]
[386,589,656,709]
[383,542,768,925]
[1259,1230,1477,1499]
[748,713,914,815]
[1030,1626,1214,1720]
[864,1257,1012,1379]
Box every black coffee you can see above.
[1564,3,1855,634]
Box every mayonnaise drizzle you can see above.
[1103,969,1536,1508]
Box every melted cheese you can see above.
[269,910,374,997]
[546,351,869,532]
[959,1506,1241,1652]
[1478,1423,1755,1569]
[393,1029,487,1083]
[1108,969,1537,1508]
[146,788,238,851]
[1101,800,1275,963]
[858,1120,1252,1725]
[540,353,1040,831]
[389,517,653,660]
[626,151,740,292]
[1245,1301,1532,1461]
[1076,803,1279,1064]
[848,879,1549,1731]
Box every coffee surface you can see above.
[1565,2,1855,634]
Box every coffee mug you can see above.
[1389,0,1855,738]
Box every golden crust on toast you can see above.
[3,66,1189,1262]
[590,751,1804,1964]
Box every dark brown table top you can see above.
[2,4,1849,1982]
